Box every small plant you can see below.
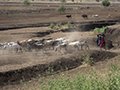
[23,0,30,5]
[118,36,120,38]
[65,22,72,27]
[56,5,66,13]
[93,26,107,34]
[49,23,55,29]
[56,22,62,27]
[112,43,118,46]
[73,7,78,10]
[96,0,99,2]
[102,0,110,7]
[86,6,90,9]
[82,52,94,66]
[71,0,74,2]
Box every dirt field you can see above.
[0,2,120,90]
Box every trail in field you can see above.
[90,46,120,53]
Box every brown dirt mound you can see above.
[104,25,120,45]
[0,50,117,88]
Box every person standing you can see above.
[100,36,105,50]
[97,35,99,46]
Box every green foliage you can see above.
[112,43,118,46]
[73,7,78,10]
[71,0,74,2]
[49,23,55,29]
[65,22,72,27]
[86,6,90,9]
[23,0,30,5]
[96,0,99,2]
[37,64,120,90]
[93,26,107,34]
[60,0,66,3]
[56,5,66,13]
[56,22,62,27]
[102,0,111,7]
[82,52,94,66]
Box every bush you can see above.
[73,7,78,10]
[56,22,62,27]
[71,0,74,2]
[65,22,72,27]
[96,0,99,2]
[23,0,30,5]
[56,5,66,13]
[93,26,107,34]
[82,52,94,66]
[49,23,55,29]
[102,0,110,7]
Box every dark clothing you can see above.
[99,37,102,46]
[97,37,99,46]
[97,37,102,46]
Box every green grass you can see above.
[36,63,120,90]
[14,63,120,90]
[6,61,120,90]
[93,26,107,34]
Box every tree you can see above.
[102,0,110,7]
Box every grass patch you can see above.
[93,26,107,34]
[37,63,120,90]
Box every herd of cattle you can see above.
[0,37,90,55]
[66,14,99,19]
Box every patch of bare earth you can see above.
[0,2,120,90]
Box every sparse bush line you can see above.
[38,63,120,90]
[48,22,73,29]
[7,63,120,90]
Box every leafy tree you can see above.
[23,0,30,5]
[71,0,74,2]
[102,0,110,7]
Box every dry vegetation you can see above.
[0,1,120,90]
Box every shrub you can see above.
[93,26,107,34]
[23,0,30,5]
[49,23,55,29]
[102,0,110,7]
[56,5,66,13]
[82,52,94,66]
[61,0,66,3]
[73,7,78,10]
[65,22,72,27]
[71,0,74,2]
[56,22,62,27]
[96,0,99,2]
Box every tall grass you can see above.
[30,63,120,90]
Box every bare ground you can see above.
[0,2,120,90]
